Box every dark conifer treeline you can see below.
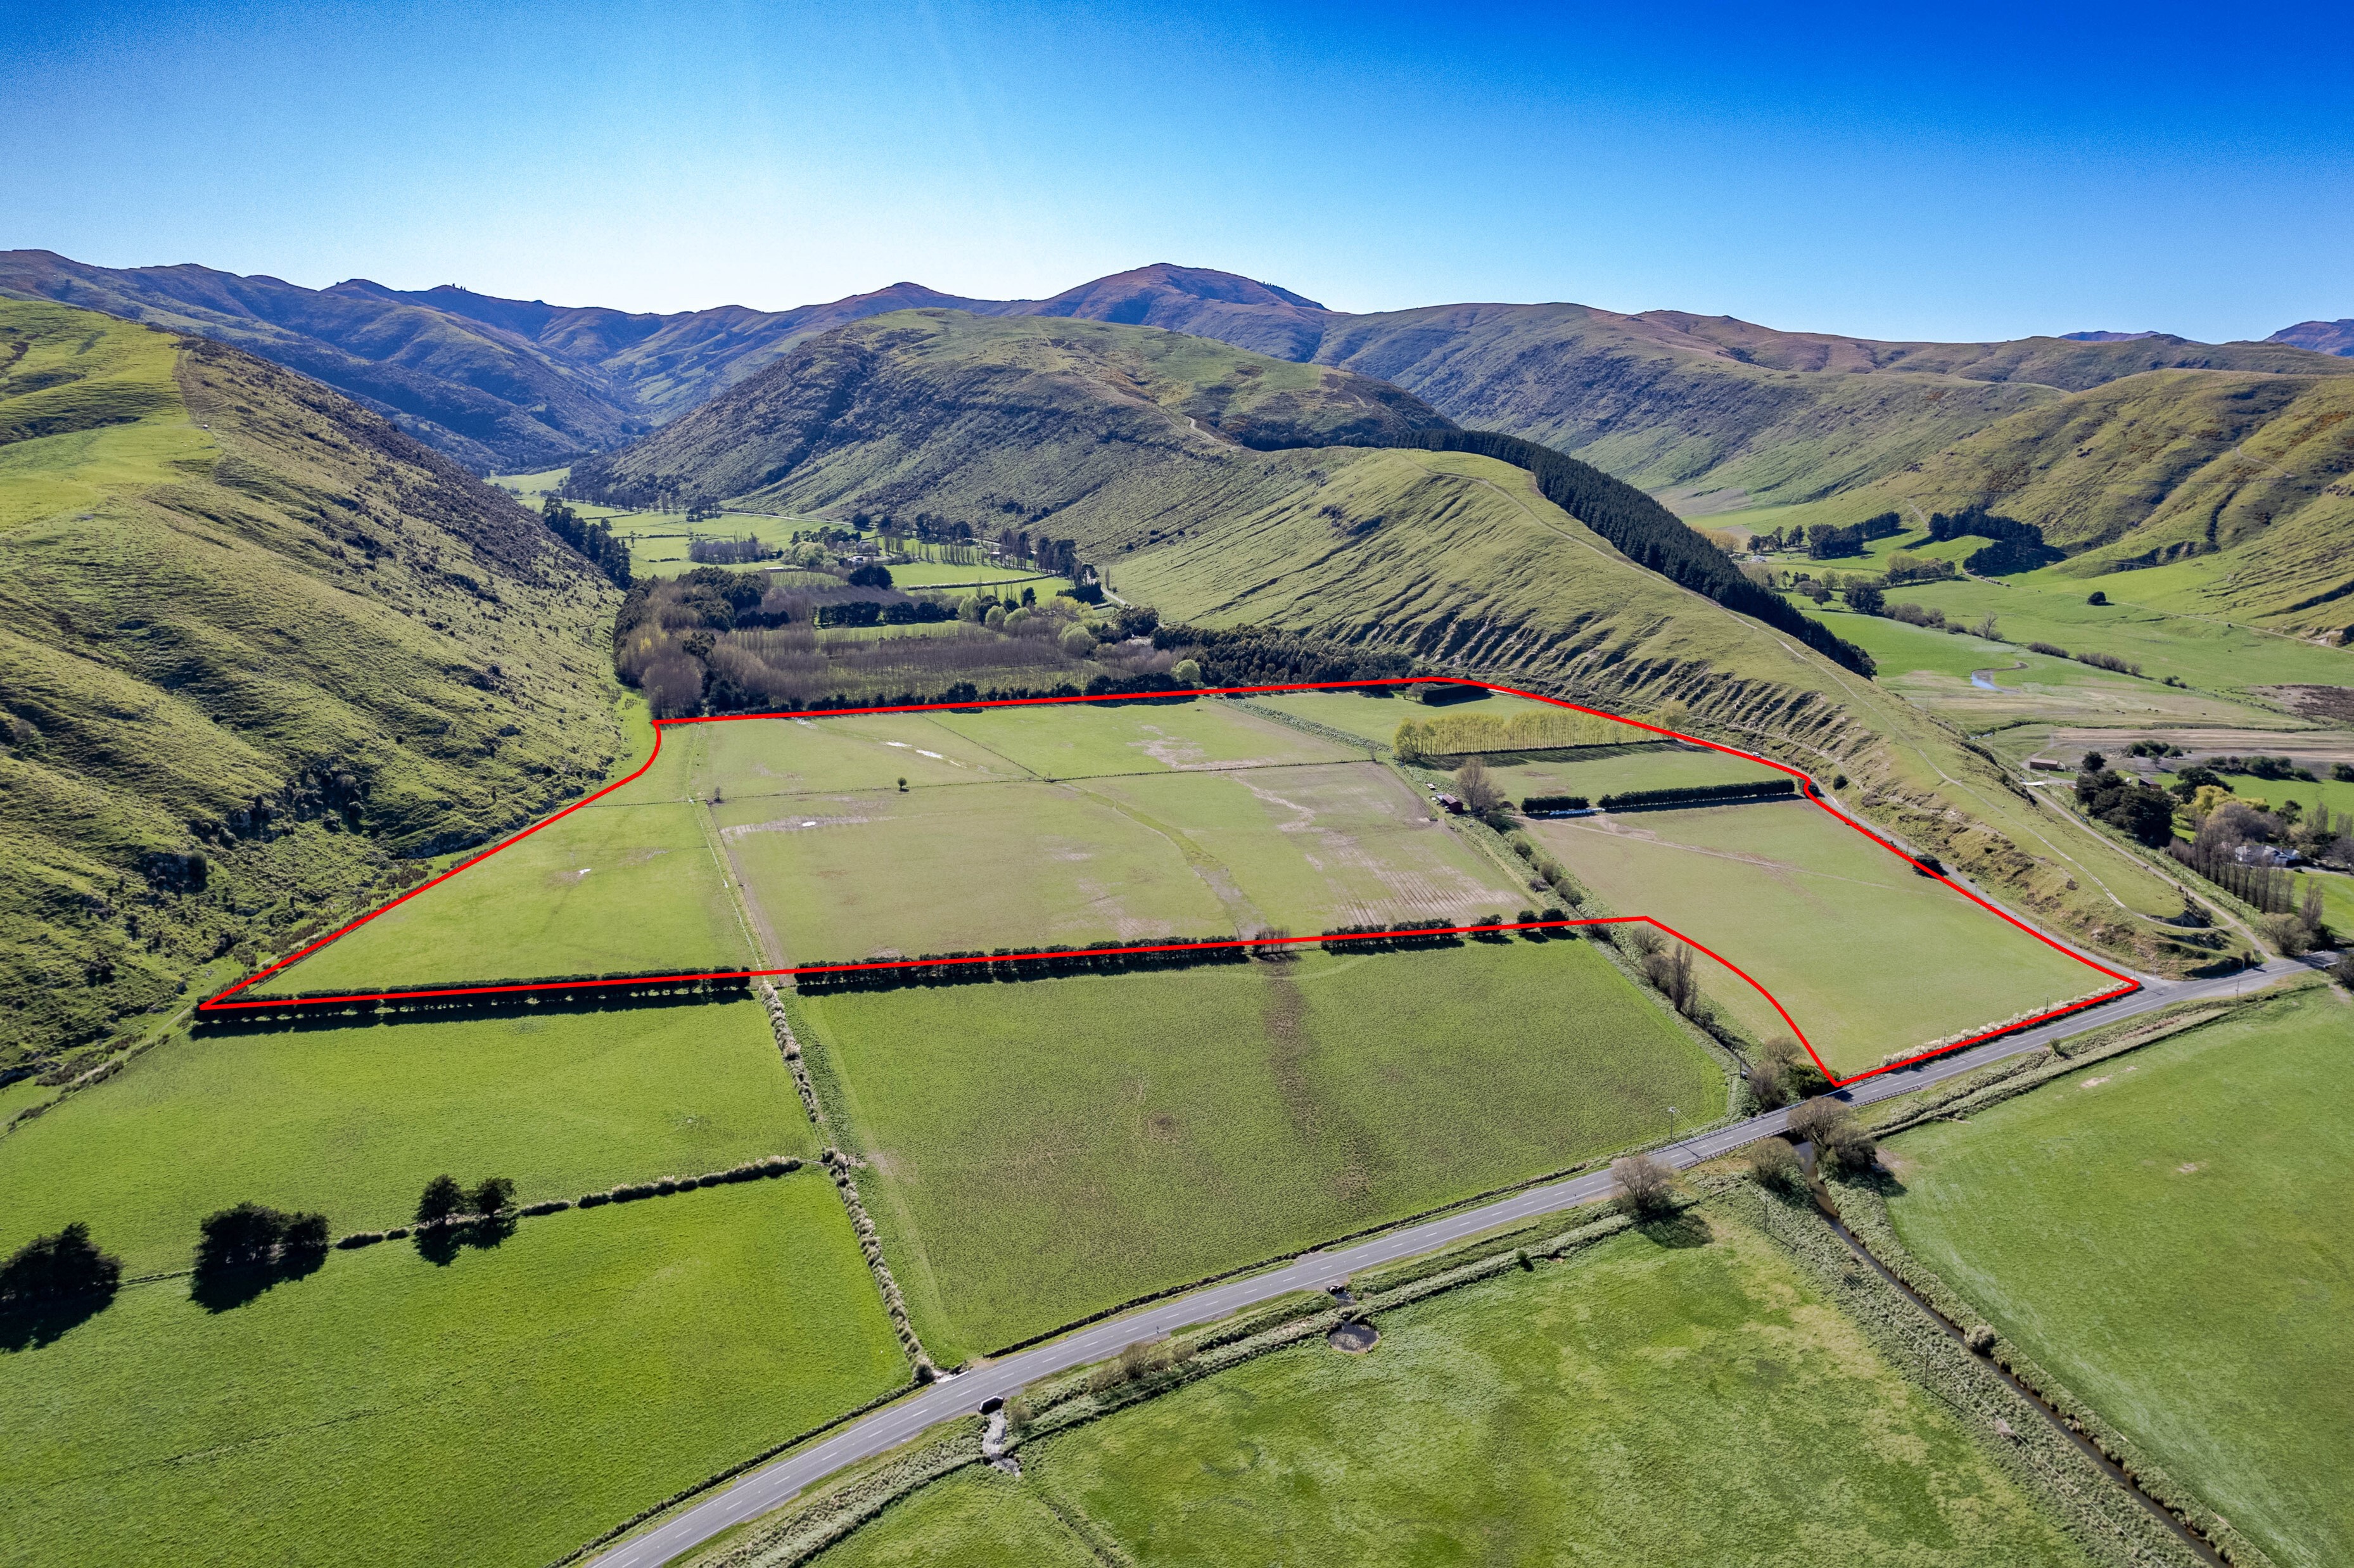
[1150,624,1418,687]
[1926,506,2066,573]
[542,498,633,586]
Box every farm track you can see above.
[579,955,2309,1568]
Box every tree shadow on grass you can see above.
[413,1216,515,1267]
[0,1291,118,1351]
[189,1249,327,1313]
[1634,1210,1715,1250]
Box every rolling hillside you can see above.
[576,308,2221,979]
[1726,369,2354,634]
[0,300,625,1061]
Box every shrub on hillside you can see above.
[1746,1140,1802,1193]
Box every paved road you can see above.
[588,959,2307,1568]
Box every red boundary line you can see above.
[200,678,2139,1087]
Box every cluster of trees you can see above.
[1390,430,1876,675]
[861,513,1083,579]
[1925,507,2065,574]
[688,535,779,565]
[1746,513,1904,558]
[1,1223,122,1311]
[1882,551,1957,586]
[1799,513,1903,559]
[1147,624,1417,688]
[415,1173,515,1226]
[1451,758,1511,825]
[541,498,633,587]
[2073,756,2177,847]
[1789,1098,1878,1175]
[1393,706,1625,760]
[1741,1035,1827,1111]
[188,1201,333,1305]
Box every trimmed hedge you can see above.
[793,938,1251,995]
[1598,779,1795,812]
[1317,919,1466,954]
[1520,793,1591,814]
[578,1155,801,1208]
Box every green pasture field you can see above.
[797,940,1724,1365]
[1,1176,906,1568]
[811,1211,2090,1568]
[718,777,1228,962]
[1078,765,1530,932]
[2299,869,2354,936]
[1817,606,2279,731]
[255,798,751,991]
[0,1074,56,1123]
[488,467,568,499]
[1239,686,1572,747]
[1486,740,1786,801]
[1886,987,2354,1568]
[638,712,1034,802]
[882,561,1071,593]
[1530,801,2099,1073]
[927,696,1356,778]
[0,1002,813,1275]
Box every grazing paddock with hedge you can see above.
[806,1213,2090,1568]
[1530,802,2095,1074]
[0,1004,813,1275]
[795,940,1723,1366]
[1482,741,1788,810]
[0,1176,907,1568]
[1886,986,2354,1568]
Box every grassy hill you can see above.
[569,309,2218,978]
[1283,306,2352,509]
[0,300,624,1062]
[566,309,1457,511]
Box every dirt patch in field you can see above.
[721,815,870,839]
[1327,1320,1380,1353]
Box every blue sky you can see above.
[5,0,2348,340]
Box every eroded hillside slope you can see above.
[0,300,624,1059]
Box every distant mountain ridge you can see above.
[7,250,2348,501]
[2268,318,2354,357]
